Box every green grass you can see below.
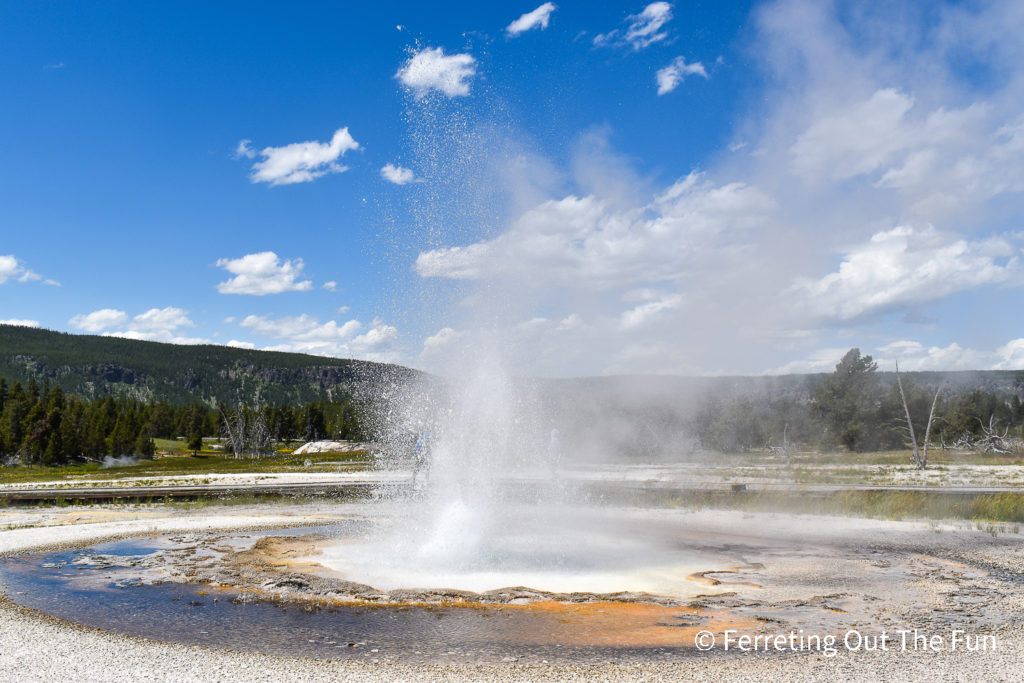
[0,449,371,485]
[167,492,365,509]
[654,489,1024,524]
[716,448,1024,467]
[153,438,192,454]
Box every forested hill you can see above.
[3,323,1023,414]
[0,325,421,407]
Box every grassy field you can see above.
[0,449,371,485]
[713,448,1024,467]
[702,489,1024,524]
[690,448,1024,489]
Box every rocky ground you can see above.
[0,503,1022,681]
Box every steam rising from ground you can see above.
[337,85,631,589]
[102,455,139,468]
[392,0,1024,377]
[332,1,1024,592]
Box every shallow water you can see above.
[0,532,705,664]
[318,502,729,598]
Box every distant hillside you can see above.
[0,325,421,406]
[3,324,1022,413]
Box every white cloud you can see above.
[767,347,855,375]
[69,309,129,333]
[770,338,1024,375]
[595,2,673,50]
[240,313,361,340]
[322,281,338,292]
[506,3,556,37]
[619,293,683,330]
[0,319,40,328]
[234,139,256,159]
[871,340,1014,371]
[225,340,256,350]
[216,251,314,295]
[656,56,707,95]
[238,313,400,362]
[423,326,463,351]
[0,255,42,284]
[416,171,775,289]
[791,226,1021,320]
[129,307,195,335]
[69,307,205,344]
[874,341,986,371]
[402,0,1024,376]
[995,339,1024,370]
[752,2,1024,223]
[396,47,476,99]
[239,127,359,186]
[380,163,416,185]
[790,89,916,181]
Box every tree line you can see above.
[692,348,1024,455]
[0,323,417,407]
[0,377,368,466]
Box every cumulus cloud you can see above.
[238,128,359,186]
[416,171,775,289]
[423,327,461,349]
[789,89,917,181]
[595,2,673,50]
[69,309,129,333]
[237,313,400,362]
[506,3,556,36]
[0,319,40,328]
[322,281,338,292]
[767,347,860,375]
[750,1,1024,224]
[380,163,416,185]
[874,340,990,371]
[396,47,476,99]
[619,293,683,330]
[656,56,707,95]
[129,307,195,335]
[69,307,205,344]
[0,255,42,284]
[412,160,784,376]
[774,337,1024,375]
[406,0,1024,376]
[216,252,314,295]
[994,339,1024,370]
[225,340,256,350]
[791,226,1022,320]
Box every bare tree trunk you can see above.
[220,406,245,459]
[920,384,942,469]
[784,423,790,466]
[895,362,922,468]
[250,409,272,458]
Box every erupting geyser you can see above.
[317,66,713,602]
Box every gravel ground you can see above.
[0,505,1021,681]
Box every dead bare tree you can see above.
[220,406,246,459]
[220,404,273,459]
[974,415,1016,454]
[768,423,792,465]
[895,362,942,470]
[249,409,273,456]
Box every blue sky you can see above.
[2,1,1023,376]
